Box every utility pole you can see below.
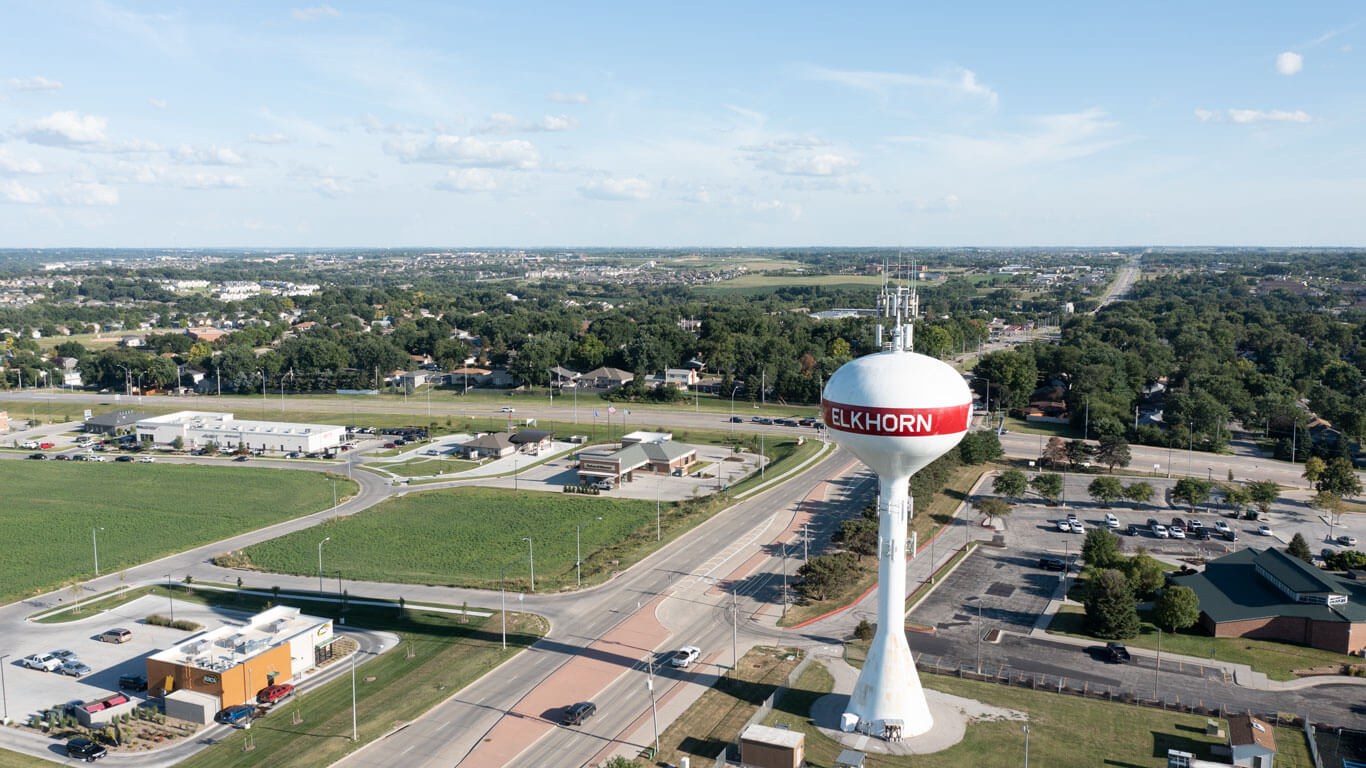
[647,654,660,756]
[1155,628,1162,701]
[780,543,788,619]
[351,645,358,741]
[522,537,534,592]
[802,522,809,561]
[731,586,739,674]
[92,527,104,576]
[166,574,174,623]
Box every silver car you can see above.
[60,660,92,677]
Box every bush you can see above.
[854,619,875,642]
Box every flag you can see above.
[608,405,617,415]
[594,410,600,418]
[624,409,631,416]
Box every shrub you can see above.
[854,619,875,642]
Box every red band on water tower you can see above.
[821,400,971,437]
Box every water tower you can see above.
[820,271,972,739]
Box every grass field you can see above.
[0,462,355,604]
[161,586,544,768]
[654,647,804,768]
[696,272,885,296]
[0,749,53,767]
[373,456,483,477]
[1047,603,1361,681]
[764,662,1314,767]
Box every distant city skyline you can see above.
[1,1,1363,247]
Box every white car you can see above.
[1257,525,1274,537]
[1337,535,1358,547]
[22,653,62,672]
[1068,520,1084,534]
[60,660,93,677]
[1213,520,1231,534]
[499,407,515,413]
[1187,518,1202,530]
[1169,527,1186,539]
[670,646,701,668]
[136,456,155,463]
[1153,524,1170,538]
[1056,520,1071,532]
[1104,513,1120,529]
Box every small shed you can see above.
[164,689,221,724]
[1228,714,1277,768]
[72,693,137,728]
[739,723,804,768]
[835,749,867,768]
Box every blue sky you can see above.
[1,1,1362,247]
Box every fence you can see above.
[710,653,816,768]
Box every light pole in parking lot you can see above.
[317,537,331,595]
[1022,724,1030,768]
[575,517,602,588]
[165,573,174,623]
[92,526,104,576]
[522,537,534,592]
[972,596,984,673]
[0,653,9,723]
[729,384,741,435]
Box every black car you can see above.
[27,453,48,460]
[118,673,148,691]
[729,416,744,423]
[563,701,596,726]
[1126,524,1141,536]
[1104,642,1132,663]
[1197,528,1214,540]
[1038,556,1067,571]
[66,737,107,761]
[234,455,249,461]
[115,455,134,462]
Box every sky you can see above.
[1,1,1363,248]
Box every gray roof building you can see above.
[83,410,152,433]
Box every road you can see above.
[1096,257,1141,311]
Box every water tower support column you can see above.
[845,473,934,738]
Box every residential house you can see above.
[580,366,634,390]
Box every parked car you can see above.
[591,480,613,490]
[1257,525,1274,537]
[1104,513,1120,529]
[1337,535,1359,547]
[118,673,148,691]
[382,443,398,449]
[99,628,132,644]
[257,683,295,704]
[423,449,441,455]
[1056,520,1071,532]
[1197,528,1214,540]
[1126,524,1141,536]
[499,407,516,413]
[60,660,93,677]
[1068,520,1084,534]
[215,704,256,725]
[1066,512,1078,523]
[73,454,93,461]
[670,646,701,668]
[1153,524,1170,538]
[115,455,134,462]
[234,455,249,462]
[55,454,72,460]
[21,653,62,672]
[563,701,597,726]
[1213,520,1231,534]
[1188,518,1203,530]
[729,416,744,423]
[1104,642,1132,663]
[51,649,78,662]
[1169,527,1186,539]
[38,442,54,449]
[19,440,38,449]
[1038,556,1067,572]
[1221,529,1239,542]
[798,418,815,427]
[1169,518,1185,532]
[65,737,107,761]
[27,453,47,460]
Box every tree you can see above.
[1030,473,1063,504]
[992,469,1028,500]
[1310,491,1345,526]
[1041,437,1068,469]
[604,756,643,768]
[1324,550,1366,570]
[1124,481,1153,507]
[1095,436,1131,473]
[1064,439,1091,470]
[1172,478,1212,511]
[172,435,184,450]
[834,517,878,561]
[1287,532,1313,563]
[795,552,860,601]
[1087,477,1125,507]
[1118,550,1168,599]
[1084,569,1141,639]
[972,349,1038,408]
[1301,456,1327,484]
[1082,528,1121,569]
[958,431,1004,464]
[1151,585,1200,632]
[973,497,1013,522]
[1245,480,1281,517]
[1316,457,1363,499]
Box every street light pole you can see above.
[0,653,8,724]
[522,537,534,592]
[729,384,740,436]
[317,537,331,595]
[647,655,660,756]
[1023,724,1030,768]
[165,573,174,624]
[92,526,104,576]
[575,517,601,588]
[656,477,662,542]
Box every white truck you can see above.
[20,440,39,449]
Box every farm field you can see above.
[241,486,661,591]
[0,462,355,604]
[696,272,885,295]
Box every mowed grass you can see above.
[765,662,1314,767]
[696,272,885,296]
[0,748,54,767]
[0,462,354,604]
[243,486,661,591]
[1047,603,1361,681]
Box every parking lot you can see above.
[6,595,260,722]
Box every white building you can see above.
[136,411,345,453]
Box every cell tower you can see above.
[820,259,972,740]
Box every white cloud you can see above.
[435,168,497,192]
[173,144,247,165]
[148,98,167,109]
[808,65,998,106]
[313,177,349,197]
[905,193,963,213]
[291,5,339,21]
[385,134,540,169]
[580,177,651,200]
[1275,51,1304,75]
[8,76,63,92]
[476,113,579,134]
[179,173,247,190]
[60,181,119,206]
[895,108,1122,168]
[545,92,590,104]
[751,199,804,222]
[0,148,42,174]
[744,137,859,177]
[1195,108,1314,123]
[247,133,290,145]
[20,111,109,145]
[0,180,42,204]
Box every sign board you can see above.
[202,674,218,684]
[84,409,92,420]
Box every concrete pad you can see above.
[809,688,1023,755]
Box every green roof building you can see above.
[1170,548,1366,655]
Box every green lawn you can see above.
[0,462,355,604]
[163,586,544,768]
[764,661,1314,767]
[1047,603,1361,681]
[695,272,885,296]
[0,749,55,767]
[373,456,482,477]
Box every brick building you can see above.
[1170,548,1366,656]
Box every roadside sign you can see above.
[84,409,92,420]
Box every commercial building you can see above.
[457,431,515,459]
[575,432,697,486]
[135,411,346,454]
[146,606,336,711]
[1171,548,1366,655]
[83,410,152,435]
